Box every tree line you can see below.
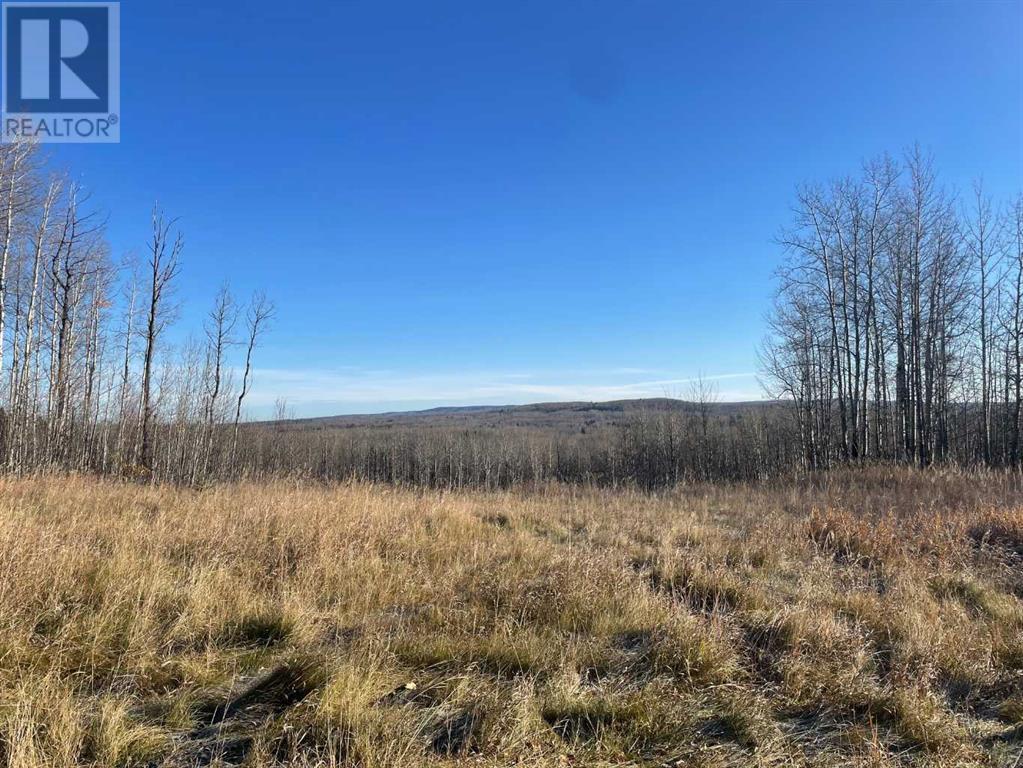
[226,392,799,489]
[0,140,1017,489]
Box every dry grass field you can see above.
[1,470,1022,767]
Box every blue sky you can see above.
[51,0,1022,416]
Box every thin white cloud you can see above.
[239,367,763,418]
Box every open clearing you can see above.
[1,471,1022,767]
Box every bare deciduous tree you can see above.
[138,208,182,471]
[232,291,274,462]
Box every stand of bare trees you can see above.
[762,148,1023,471]
[224,401,799,489]
[0,141,274,484]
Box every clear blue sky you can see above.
[52,0,1022,416]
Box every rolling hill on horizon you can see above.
[263,397,783,433]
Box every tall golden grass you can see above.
[0,468,1020,766]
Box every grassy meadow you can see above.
[0,470,1021,767]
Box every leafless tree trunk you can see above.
[232,291,274,465]
[138,208,182,472]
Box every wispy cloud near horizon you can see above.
[239,367,764,418]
